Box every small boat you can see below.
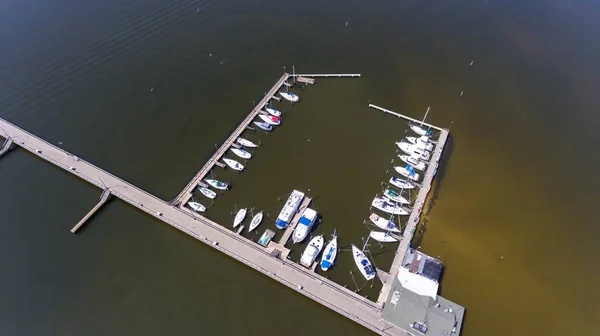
[406,136,434,151]
[187,201,206,212]
[369,213,400,232]
[320,230,338,271]
[292,208,318,244]
[370,231,398,243]
[399,154,427,171]
[395,165,420,181]
[236,225,244,234]
[383,188,410,205]
[258,114,281,126]
[275,190,305,229]
[230,147,252,159]
[204,179,228,190]
[265,106,281,117]
[248,211,263,232]
[198,186,217,199]
[389,176,416,190]
[396,141,431,160]
[234,208,247,228]
[223,158,244,171]
[300,235,324,268]
[258,229,276,246]
[253,121,273,131]
[279,91,299,102]
[236,137,259,148]
[372,197,409,215]
[352,245,376,280]
[409,122,432,137]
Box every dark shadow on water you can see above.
[424,132,454,217]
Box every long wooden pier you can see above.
[293,73,361,78]
[171,73,290,207]
[369,104,450,306]
[71,189,111,233]
[0,111,408,335]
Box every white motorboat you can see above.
[275,190,305,229]
[265,106,281,117]
[406,136,434,151]
[223,158,244,171]
[279,91,299,102]
[230,147,252,159]
[253,121,273,131]
[236,137,259,148]
[204,179,228,190]
[372,197,409,215]
[394,165,420,181]
[389,176,416,190]
[248,211,263,232]
[398,154,426,171]
[409,122,432,137]
[292,208,318,243]
[352,245,376,280]
[370,231,398,243]
[300,235,324,268]
[187,201,206,212]
[258,114,281,126]
[383,188,410,205]
[198,186,217,199]
[234,208,247,228]
[369,213,400,232]
[320,230,338,271]
[396,141,431,160]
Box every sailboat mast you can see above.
[361,233,371,252]
[420,106,431,127]
[292,65,296,83]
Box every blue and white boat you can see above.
[275,190,305,229]
[292,208,317,243]
[265,106,281,117]
[279,91,299,102]
[253,121,272,131]
[394,165,420,181]
[352,244,376,280]
[320,230,338,271]
[408,122,432,137]
[300,235,324,268]
[389,176,416,190]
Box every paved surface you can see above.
[0,138,14,157]
[0,117,408,335]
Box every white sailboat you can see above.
[230,147,252,159]
[258,114,281,126]
[292,208,317,244]
[236,137,259,148]
[352,237,376,280]
[204,179,228,190]
[253,121,273,131]
[223,158,244,171]
[265,106,281,117]
[198,186,217,199]
[279,91,299,102]
[234,208,247,228]
[187,201,206,212]
[398,154,427,171]
[389,176,416,190]
[372,197,410,215]
[370,231,398,243]
[396,141,431,160]
[300,235,324,268]
[406,136,434,151]
[248,211,263,232]
[383,188,410,205]
[408,107,432,136]
[320,230,338,271]
[369,213,400,232]
[394,165,420,181]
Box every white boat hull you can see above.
[383,188,410,205]
[258,114,281,126]
[253,121,272,131]
[187,202,206,212]
[279,91,299,102]
[394,166,420,181]
[369,213,400,232]
[230,147,252,159]
[234,208,247,228]
[352,245,376,280]
[409,123,430,136]
[236,137,259,148]
[320,236,338,271]
[205,179,228,190]
[396,141,430,160]
[389,176,416,189]
[406,136,434,151]
[372,197,410,216]
[398,155,426,171]
[223,158,244,171]
[370,231,398,243]
[300,235,324,268]
[265,107,281,117]
[248,212,263,232]
[198,186,217,199]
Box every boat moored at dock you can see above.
[279,91,299,102]
[406,136,434,151]
[372,197,410,215]
[187,201,206,212]
[394,165,420,181]
[204,179,228,190]
[223,158,244,171]
[369,231,398,243]
[248,211,263,232]
[265,106,281,117]
[409,122,432,137]
[236,137,259,148]
[369,213,400,232]
[230,147,252,159]
[258,114,281,126]
[292,208,318,243]
[234,208,246,228]
[198,186,217,199]
[383,188,410,205]
[253,121,273,131]
[275,190,305,229]
[320,230,338,271]
[352,245,376,280]
[396,141,431,160]
[389,176,416,189]
[398,154,427,171]
[300,235,324,268]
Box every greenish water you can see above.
[1,0,599,335]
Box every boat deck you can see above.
[277,196,313,246]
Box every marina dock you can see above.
[277,196,312,246]
[71,189,111,233]
[0,138,14,157]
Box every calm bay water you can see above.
[1,0,599,335]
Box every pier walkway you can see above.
[0,116,407,336]
[171,73,290,207]
[71,189,111,233]
[368,104,449,306]
[0,138,14,157]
